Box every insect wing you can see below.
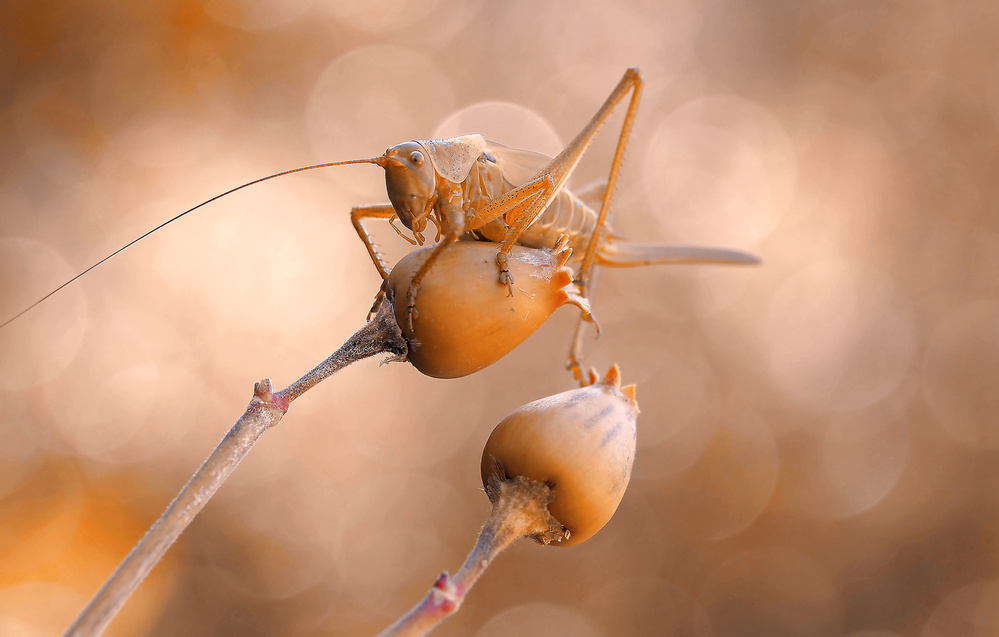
[483,141,553,188]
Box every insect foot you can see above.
[480,364,638,546]
[495,252,514,297]
[386,241,591,379]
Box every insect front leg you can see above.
[403,203,465,330]
[351,204,407,317]
[351,204,404,280]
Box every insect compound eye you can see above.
[410,150,425,167]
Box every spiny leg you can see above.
[464,69,645,292]
[351,204,402,280]
[488,181,551,293]
[494,192,549,295]
[403,203,465,330]
[568,315,588,385]
[351,204,408,318]
[567,311,604,386]
[567,265,603,386]
[526,68,642,382]
[575,69,643,299]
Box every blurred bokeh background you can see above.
[1,0,998,635]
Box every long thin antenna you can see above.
[2,157,384,330]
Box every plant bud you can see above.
[480,365,638,546]
[388,241,590,378]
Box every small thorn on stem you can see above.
[253,378,273,402]
[253,378,290,413]
[432,572,449,590]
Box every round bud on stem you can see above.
[480,365,639,546]
[387,241,591,379]
[380,367,638,635]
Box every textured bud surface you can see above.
[480,365,639,546]
[389,241,589,378]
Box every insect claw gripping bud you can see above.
[495,252,514,296]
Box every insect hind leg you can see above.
[560,68,644,383]
[574,68,643,298]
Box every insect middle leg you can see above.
[351,204,408,317]
[567,266,601,385]
[399,202,467,330]
[562,69,643,384]
[560,70,643,386]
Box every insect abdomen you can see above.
[516,189,600,256]
[463,152,603,257]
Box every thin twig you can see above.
[276,291,406,407]
[64,297,407,637]
[378,475,568,637]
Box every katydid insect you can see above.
[3,68,757,382]
[345,68,757,380]
[348,69,756,319]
